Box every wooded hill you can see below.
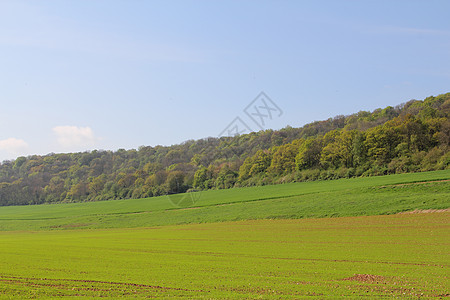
[1,93,449,206]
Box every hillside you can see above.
[0,93,449,206]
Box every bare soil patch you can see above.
[343,274,386,283]
[398,208,450,214]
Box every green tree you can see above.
[165,171,187,194]
[296,138,323,170]
[89,176,105,196]
[320,130,357,169]
[193,167,208,189]
[268,139,303,175]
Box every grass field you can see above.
[0,170,449,298]
[0,170,449,231]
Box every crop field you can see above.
[0,170,449,298]
[0,213,449,299]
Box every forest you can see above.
[0,93,449,206]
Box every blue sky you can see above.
[1,0,449,161]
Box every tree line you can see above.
[0,93,449,206]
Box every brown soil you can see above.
[343,274,386,283]
[398,208,450,214]
[0,275,194,292]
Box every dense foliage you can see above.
[1,93,449,206]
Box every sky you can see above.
[1,0,449,162]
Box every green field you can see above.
[0,170,449,298]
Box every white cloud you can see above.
[53,126,98,149]
[0,138,29,155]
